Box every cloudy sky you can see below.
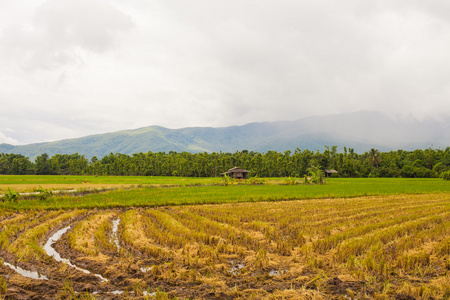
[1,0,450,145]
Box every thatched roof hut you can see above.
[324,169,339,178]
[221,167,250,179]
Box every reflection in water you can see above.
[3,262,48,280]
[111,218,121,251]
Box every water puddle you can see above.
[228,261,245,275]
[269,269,288,276]
[3,262,48,280]
[93,290,123,295]
[140,266,153,273]
[43,226,108,282]
[110,217,121,251]
[93,290,155,296]
[111,290,123,295]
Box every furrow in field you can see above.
[67,210,116,257]
[0,210,62,250]
[334,211,450,263]
[185,195,437,227]
[8,210,87,261]
[120,209,173,259]
[0,212,35,233]
[1,193,449,300]
[311,204,450,254]
[166,208,258,253]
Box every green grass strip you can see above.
[2,178,449,210]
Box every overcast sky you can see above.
[1,0,450,145]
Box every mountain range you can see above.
[1,111,449,159]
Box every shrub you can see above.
[307,165,324,184]
[34,186,52,200]
[440,170,450,180]
[283,177,297,185]
[221,175,234,186]
[1,188,20,203]
[246,176,263,185]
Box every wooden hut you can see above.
[221,167,250,179]
[324,169,339,178]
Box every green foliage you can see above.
[307,165,324,184]
[1,188,20,203]
[283,176,298,185]
[34,185,52,200]
[440,170,450,180]
[246,176,263,185]
[2,146,450,179]
[221,175,235,186]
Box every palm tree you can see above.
[369,148,382,174]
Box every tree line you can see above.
[1,146,450,178]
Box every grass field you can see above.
[0,175,223,193]
[1,177,449,210]
[0,176,449,299]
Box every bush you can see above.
[307,165,324,184]
[283,177,297,185]
[34,185,52,200]
[440,171,450,180]
[246,176,263,185]
[221,175,234,186]
[1,188,20,203]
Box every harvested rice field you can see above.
[0,193,449,299]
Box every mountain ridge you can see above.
[1,111,449,159]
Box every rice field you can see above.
[1,193,449,299]
[2,177,450,210]
[0,175,223,193]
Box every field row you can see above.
[0,193,449,299]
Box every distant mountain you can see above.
[1,111,449,159]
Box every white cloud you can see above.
[1,0,450,144]
[0,0,133,70]
[0,130,19,145]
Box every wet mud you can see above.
[1,199,448,299]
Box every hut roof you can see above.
[222,167,250,174]
[324,169,339,173]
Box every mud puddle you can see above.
[269,269,288,276]
[43,225,108,282]
[140,265,153,273]
[92,290,156,296]
[228,261,245,275]
[2,261,48,280]
[110,217,121,251]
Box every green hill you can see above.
[1,111,449,159]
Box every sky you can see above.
[1,0,450,145]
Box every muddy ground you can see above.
[1,197,449,299]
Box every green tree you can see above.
[35,153,52,175]
[369,148,382,175]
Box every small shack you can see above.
[221,167,250,179]
[324,169,339,178]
